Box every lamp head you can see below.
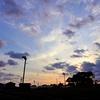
[22,56,27,60]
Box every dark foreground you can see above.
[0,87,100,100]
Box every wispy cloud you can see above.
[19,23,40,36]
[85,1,100,15]
[2,0,25,18]
[69,15,95,29]
[41,29,62,43]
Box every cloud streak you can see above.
[19,23,40,36]
[70,54,83,58]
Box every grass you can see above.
[0,87,100,100]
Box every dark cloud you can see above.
[95,59,100,66]
[51,62,69,69]
[44,66,55,70]
[43,62,69,71]
[70,49,88,58]
[94,42,100,49]
[66,65,78,74]
[69,15,95,29]
[0,38,6,48]
[43,62,78,75]
[80,60,100,79]
[63,29,75,39]
[7,59,18,65]
[2,0,24,18]
[70,54,83,58]
[0,59,18,67]
[5,51,30,59]
[74,49,87,54]
[93,60,100,79]
[81,61,96,72]
[0,72,20,82]
[0,61,7,67]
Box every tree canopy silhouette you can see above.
[66,71,94,87]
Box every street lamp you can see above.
[62,73,66,86]
[22,56,27,83]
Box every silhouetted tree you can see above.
[66,77,75,86]
[50,84,58,88]
[58,82,63,87]
[66,71,94,87]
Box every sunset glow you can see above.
[0,0,100,86]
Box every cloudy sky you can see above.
[0,0,100,86]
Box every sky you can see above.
[0,0,100,86]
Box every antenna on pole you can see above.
[22,56,27,83]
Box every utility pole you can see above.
[22,56,27,83]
